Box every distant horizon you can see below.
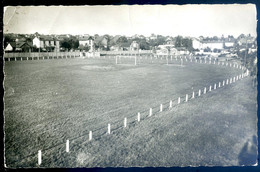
[4,5,257,38]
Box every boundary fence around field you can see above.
[3,50,153,61]
[3,52,81,61]
[36,71,248,166]
[5,52,250,166]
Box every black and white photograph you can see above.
[3,4,258,167]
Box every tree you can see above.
[3,34,15,47]
[60,38,71,51]
[175,36,183,47]
[139,40,150,50]
[103,34,111,51]
[60,37,79,51]
[116,36,128,44]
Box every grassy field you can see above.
[3,57,257,167]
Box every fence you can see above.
[4,51,81,61]
[5,52,249,166]
[99,50,153,55]
[36,68,248,166]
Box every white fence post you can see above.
[219,82,221,88]
[230,78,232,84]
[89,131,92,141]
[214,84,216,90]
[38,150,42,165]
[178,97,181,104]
[108,124,111,134]
[223,80,225,86]
[160,104,163,112]
[66,140,69,152]
[198,89,201,96]
[185,94,188,102]
[226,79,229,85]
[192,91,195,99]
[209,85,212,91]
[204,87,207,94]
[137,112,140,122]
[169,100,172,108]
[149,108,152,116]
[124,118,127,128]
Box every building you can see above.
[156,44,177,55]
[15,42,33,52]
[192,36,236,51]
[4,42,15,51]
[33,35,60,52]
[192,38,203,50]
[165,37,175,45]
[201,40,224,50]
[79,36,95,52]
[4,41,33,52]
[130,41,139,51]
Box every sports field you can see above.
[4,57,257,167]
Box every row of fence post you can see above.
[36,59,248,165]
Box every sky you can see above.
[3,4,257,38]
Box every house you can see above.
[176,47,190,55]
[110,45,122,51]
[165,37,175,45]
[192,38,203,50]
[4,41,33,52]
[33,37,41,48]
[237,34,255,46]
[156,44,177,55]
[93,36,109,51]
[120,42,131,51]
[203,41,224,50]
[15,42,33,52]
[79,36,95,52]
[193,36,236,51]
[79,35,95,52]
[149,34,157,40]
[33,35,60,52]
[130,41,139,51]
[224,41,235,48]
[4,42,16,51]
[223,37,236,48]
